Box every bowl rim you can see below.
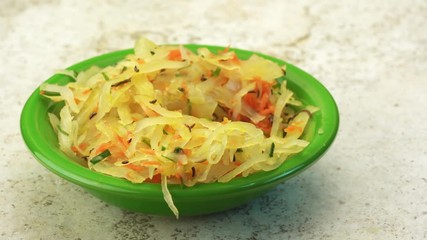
[20,45,339,199]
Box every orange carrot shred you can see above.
[168,49,182,61]
[150,174,161,183]
[183,149,192,156]
[231,53,240,64]
[285,125,303,133]
[141,148,155,155]
[76,142,88,151]
[71,146,78,153]
[126,164,143,171]
[218,46,230,54]
[141,161,160,166]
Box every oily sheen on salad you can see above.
[40,38,318,217]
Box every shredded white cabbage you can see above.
[40,37,318,218]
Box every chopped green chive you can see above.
[236,148,243,153]
[90,149,111,164]
[212,67,221,77]
[188,99,192,114]
[161,146,166,151]
[102,72,109,81]
[57,125,69,136]
[275,75,286,85]
[269,143,275,157]
[40,90,60,96]
[174,147,184,154]
[142,138,150,146]
[120,66,127,73]
[162,155,175,161]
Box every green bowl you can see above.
[20,45,339,217]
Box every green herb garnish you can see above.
[269,143,275,157]
[212,67,221,77]
[57,125,69,136]
[174,147,184,154]
[102,72,109,81]
[275,75,286,86]
[142,138,150,146]
[90,149,111,164]
[40,90,60,97]
[188,99,192,114]
[162,155,175,161]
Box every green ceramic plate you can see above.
[20,45,339,217]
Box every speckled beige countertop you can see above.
[1,0,426,239]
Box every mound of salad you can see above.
[41,37,317,218]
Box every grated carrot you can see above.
[141,161,160,166]
[285,125,303,133]
[168,49,182,61]
[141,148,155,155]
[126,164,143,171]
[183,149,192,156]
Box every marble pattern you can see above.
[1,0,426,239]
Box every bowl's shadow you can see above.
[111,167,333,239]
[7,160,332,239]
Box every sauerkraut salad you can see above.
[41,37,318,218]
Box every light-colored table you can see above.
[1,0,426,239]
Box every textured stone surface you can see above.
[1,0,426,239]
